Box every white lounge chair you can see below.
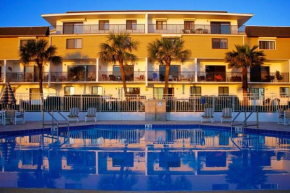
[201,108,214,123]
[221,108,232,123]
[284,110,290,125]
[68,108,79,122]
[85,107,97,122]
[5,110,16,125]
[16,109,25,124]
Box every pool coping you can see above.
[0,122,290,138]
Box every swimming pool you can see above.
[0,125,290,191]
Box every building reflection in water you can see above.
[0,127,289,191]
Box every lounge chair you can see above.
[68,108,79,122]
[85,107,97,122]
[278,108,284,124]
[201,108,214,123]
[5,110,16,125]
[284,110,290,125]
[221,108,232,123]
[16,109,25,124]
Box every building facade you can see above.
[0,10,290,99]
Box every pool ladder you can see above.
[230,108,259,150]
[42,109,70,146]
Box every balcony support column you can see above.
[3,59,6,83]
[194,58,198,82]
[96,58,99,82]
[145,57,148,86]
[145,14,148,34]
[48,62,51,87]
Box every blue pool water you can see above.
[0,125,290,191]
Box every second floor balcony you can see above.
[50,72,96,82]
[99,71,145,82]
[148,71,195,82]
[197,72,242,82]
[6,72,49,82]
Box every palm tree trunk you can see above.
[242,67,248,106]
[119,61,128,98]
[164,62,170,97]
[38,64,44,107]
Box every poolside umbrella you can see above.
[0,82,16,108]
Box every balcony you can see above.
[55,24,145,34]
[249,72,289,83]
[197,72,242,82]
[99,71,146,82]
[148,71,194,82]
[6,72,49,82]
[50,72,96,82]
[148,24,244,34]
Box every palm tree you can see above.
[148,38,191,95]
[225,45,265,100]
[99,33,139,97]
[19,38,62,101]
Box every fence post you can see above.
[137,96,139,112]
[232,95,235,113]
[80,95,83,111]
[212,96,215,111]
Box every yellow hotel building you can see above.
[0,10,289,98]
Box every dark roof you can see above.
[67,10,228,14]
[245,26,290,37]
[0,27,49,36]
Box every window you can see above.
[63,22,83,34]
[64,86,74,95]
[66,39,82,49]
[156,21,167,30]
[92,86,103,95]
[280,87,289,97]
[154,87,164,99]
[206,66,226,81]
[211,22,231,34]
[67,65,96,81]
[259,40,275,50]
[123,87,140,96]
[113,65,134,81]
[251,88,264,100]
[218,87,229,96]
[190,86,201,96]
[184,21,194,30]
[30,88,40,100]
[212,38,228,49]
[126,20,137,30]
[159,65,180,81]
[99,20,109,30]
[20,39,28,47]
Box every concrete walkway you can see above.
[0,120,289,133]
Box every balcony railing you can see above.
[197,72,242,82]
[148,71,195,82]
[99,71,146,82]
[50,72,96,82]
[56,24,145,34]
[249,72,289,83]
[6,72,49,82]
[148,24,244,34]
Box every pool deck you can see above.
[0,120,289,133]
[0,188,290,193]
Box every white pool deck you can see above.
[0,120,289,133]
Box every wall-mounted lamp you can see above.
[64,64,67,66]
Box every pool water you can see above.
[0,126,290,191]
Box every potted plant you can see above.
[276,71,283,81]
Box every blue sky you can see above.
[1,0,290,27]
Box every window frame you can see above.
[126,20,137,30]
[64,86,75,95]
[156,21,167,30]
[66,38,83,49]
[99,20,109,30]
[218,87,229,96]
[258,40,276,50]
[212,38,228,49]
[63,22,83,34]
[92,86,103,95]
[190,86,201,96]
[280,87,289,98]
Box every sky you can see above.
[0,0,290,27]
